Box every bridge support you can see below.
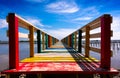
[8,13,19,69]
[78,30,82,53]
[42,32,45,50]
[45,34,48,49]
[85,26,90,57]
[29,26,34,57]
[37,30,41,53]
[100,15,112,69]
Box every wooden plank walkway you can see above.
[2,42,118,74]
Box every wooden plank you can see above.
[82,35,85,39]
[14,14,38,31]
[29,26,34,57]
[81,27,86,32]
[42,32,45,50]
[45,34,48,49]
[8,13,19,69]
[90,32,101,38]
[90,47,100,53]
[68,36,70,47]
[85,26,90,57]
[74,32,77,50]
[90,21,101,30]
[80,18,100,32]
[48,35,50,47]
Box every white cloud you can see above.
[46,1,79,14]
[26,18,44,27]
[0,19,8,28]
[44,28,77,40]
[73,17,92,21]
[82,7,99,16]
[111,16,120,40]
[25,0,45,3]
[87,16,120,40]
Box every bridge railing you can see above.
[61,14,112,70]
[7,13,58,69]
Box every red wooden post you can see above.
[8,13,19,69]
[100,14,112,70]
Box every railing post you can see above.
[37,30,41,53]
[74,32,77,50]
[85,26,90,57]
[29,26,34,57]
[68,36,71,47]
[52,37,54,45]
[8,13,19,69]
[78,30,82,53]
[71,34,74,48]
[66,37,68,45]
[48,35,52,47]
[45,34,48,49]
[42,32,45,50]
[100,14,112,70]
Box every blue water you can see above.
[0,43,120,71]
[0,42,37,71]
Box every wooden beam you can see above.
[29,26,34,57]
[74,32,77,50]
[78,30,82,53]
[100,14,112,70]
[85,26,90,57]
[42,32,45,50]
[45,34,48,49]
[37,30,41,53]
[90,32,101,38]
[90,21,100,30]
[14,14,38,31]
[90,47,100,53]
[8,13,19,69]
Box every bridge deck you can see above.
[2,42,118,74]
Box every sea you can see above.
[0,42,120,71]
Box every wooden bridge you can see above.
[1,13,119,78]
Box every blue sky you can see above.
[0,0,120,40]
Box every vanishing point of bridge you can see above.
[1,13,119,78]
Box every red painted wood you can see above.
[100,14,112,70]
[8,13,19,69]
[2,62,118,74]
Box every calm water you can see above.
[0,42,37,71]
[0,42,120,71]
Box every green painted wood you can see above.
[37,30,41,53]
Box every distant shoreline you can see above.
[0,40,120,44]
[0,41,37,44]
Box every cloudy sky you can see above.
[0,0,120,40]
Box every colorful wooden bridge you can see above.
[1,13,119,78]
